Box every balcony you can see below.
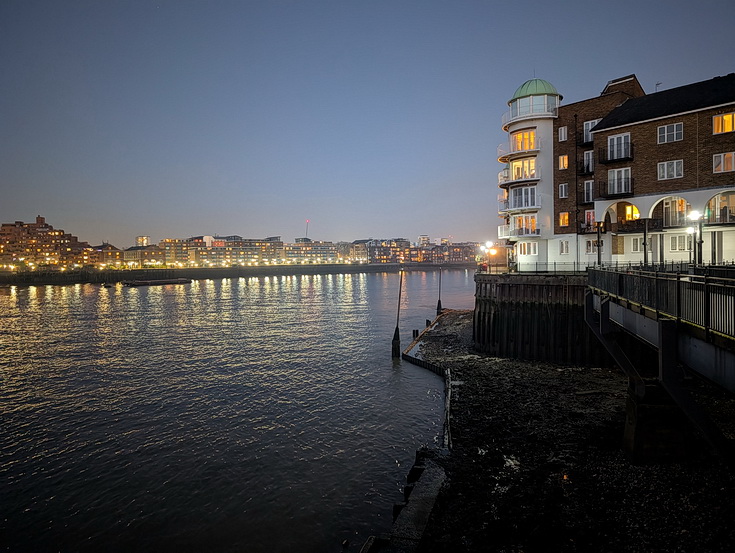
[498,198,541,213]
[613,218,663,234]
[577,190,595,204]
[598,178,634,199]
[501,107,557,130]
[577,161,594,175]
[498,166,542,188]
[577,134,594,147]
[498,225,541,239]
[578,222,601,234]
[497,138,542,163]
[598,143,634,164]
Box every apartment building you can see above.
[0,215,92,268]
[498,73,735,269]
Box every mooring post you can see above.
[392,270,403,358]
[436,267,443,316]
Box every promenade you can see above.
[410,311,735,552]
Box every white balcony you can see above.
[498,225,542,239]
[498,166,542,187]
[498,198,542,214]
[497,137,543,162]
[502,107,557,130]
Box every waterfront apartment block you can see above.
[0,216,92,269]
[498,73,735,270]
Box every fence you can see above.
[588,268,735,341]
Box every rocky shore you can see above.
[409,310,735,552]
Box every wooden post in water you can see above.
[392,270,403,358]
[436,267,443,316]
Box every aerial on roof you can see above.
[509,78,562,102]
[593,73,735,132]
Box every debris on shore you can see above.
[413,310,735,552]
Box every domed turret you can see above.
[509,78,562,103]
[505,78,562,129]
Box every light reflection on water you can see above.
[0,270,475,552]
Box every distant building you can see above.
[123,244,165,267]
[135,236,150,247]
[283,239,338,262]
[0,215,92,268]
[90,243,123,266]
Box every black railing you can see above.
[588,267,735,341]
[598,143,634,163]
[598,178,634,198]
[577,161,594,175]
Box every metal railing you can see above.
[588,267,735,340]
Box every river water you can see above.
[0,269,475,552]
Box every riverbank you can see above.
[406,310,735,552]
[0,262,476,287]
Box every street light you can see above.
[688,210,704,265]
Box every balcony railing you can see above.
[498,199,541,213]
[498,225,541,238]
[501,107,557,129]
[599,178,634,199]
[497,138,542,161]
[598,143,634,164]
[577,161,594,175]
[578,223,599,234]
[498,166,542,187]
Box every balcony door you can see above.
[608,133,630,160]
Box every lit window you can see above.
[713,113,734,134]
[584,210,596,228]
[511,158,537,180]
[511,130,536,152]
[559,183,568,198]
[559,212,569,226]
[713,152,735,173]
[558,126,568,142]
[657,160,683,180]
[559,155,568,170]
[625,205,640,221]
[658,123,683,143]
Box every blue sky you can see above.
[2,0,733,247]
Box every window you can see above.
[583,119,600,143]
[510,186,537,208]
[511,130,536,152]
[511,158,537,180]
[517,241,538,256]
[658,123,683,143]
[657,160,683,180]
[583,150,594,173]
[559,240,569,255]
[669,235,692,252]
[584,180,595,202]
[631,237,651,253]
[585,239,603,254]
[559,212,569,226]
[713,113,734,134]
[713,152,735,173]
[624,204,640,221]
[513,214,537,235]
[608,168,632,194]
[559,183,568,198]
[558,126,568,142]
[608,133,631,160]
[559,155,568,170]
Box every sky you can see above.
[1,0,734,248]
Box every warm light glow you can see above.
[485,241,493,248]
[689,210,701,220]
[686,227,695,235]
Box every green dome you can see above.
[510,79,562,102]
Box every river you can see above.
[0,269,475,552]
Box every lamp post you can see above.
[688,210,704,265]
[686,227,695,265]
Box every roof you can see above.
[510,79,562,102]
[593,73,735,132]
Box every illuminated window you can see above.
[558,155,568,170]
[713,152,735,173]
[624,205,640,221]
[558,126,568,142]
[511,158,536,180]
[657,160,683,180]
[585,210,596,228]
[511,130,536,152]
[558,183,568,198]
[713,113,734,134]
[559,212,569,226]
[658,123,683,143]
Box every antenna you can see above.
[655,82,662,92]
[305,219,310,238]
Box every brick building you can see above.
[0,215,92,268]
[498,73,735,269]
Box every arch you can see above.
[704,190,735,224]
[649,195,691,229]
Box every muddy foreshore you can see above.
[410,310,735,553]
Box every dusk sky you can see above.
[2,0,733,248]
